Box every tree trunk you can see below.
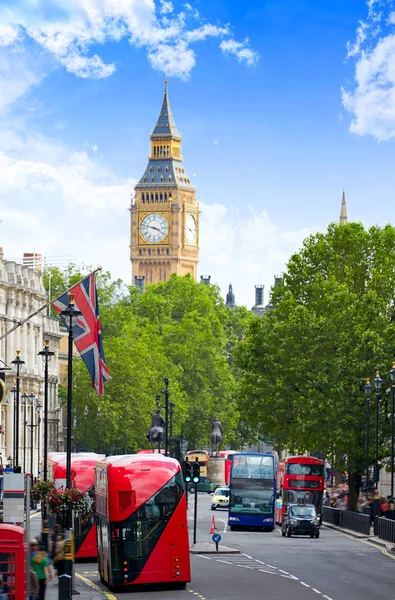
[348,471,362,511]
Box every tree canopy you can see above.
[45,269,252,454]
[236,223,395,496]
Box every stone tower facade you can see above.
[130,82,199,288]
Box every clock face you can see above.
[185,214,197,245]
[140,213,168,243]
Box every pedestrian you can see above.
[0,577,8,600]
[31,546,51,600]
[29,567,39,600]
[50,524,61,561]
[53,535,65,577]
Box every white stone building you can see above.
[0,250,63,475]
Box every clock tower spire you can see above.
[130,82,199,288]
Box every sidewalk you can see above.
[323,522,395,554]
[46,573,108,599]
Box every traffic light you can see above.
[184,460,192,483]
[192,459,200,483]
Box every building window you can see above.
[148,249,151,255]
[149,166,153,172]
[139,249,142,255]
[143,177,146,182]
[160,176,164,182]
[151,193,154,201]
[168,176,172,181]
[157,166,161,172]
[155,193,158,201]
[166,249,170,255]
[160,193,163,201]
[165,166,169,173]
[151,176,154,182]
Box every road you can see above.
[58,494,395,599]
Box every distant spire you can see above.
[226,284,236,309]
[151,80,181,141]
[340,190,347,224]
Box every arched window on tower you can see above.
[142,193,145,203]
[168,175,172,181]
[155,193,158,201]
[160,176,164,182]
[154,146,156,157]
[164,193,167,201]
[151,193,154,201]
[160,193,163,201]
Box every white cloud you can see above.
[0,130,135,281]
[199,203,313,307]
[343,0,395,140]
[160,0,174,14]
[0,0,258,87]
[0,24,19,46]
[220,38,259,67]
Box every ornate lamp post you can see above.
[38,340,55,482]
[60,295,81,491]
[84,406,88,451]
[365,378,372,489]
[21,391,29,473]
[389,363,395,499]
[36,400,42,477]
[55,406,61,451]
[11,351,25,470]
[161,378,170,456]
[29,391,36,476]
[373,371,383,489]
[10,382,17,464]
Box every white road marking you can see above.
[323,596,334,600]
[237,564,254,569]
[266,564,277,569]
[300,582,310,587]
[254,559,266,565]
[216,560,232,564]
[313,590,322,595]
[242,553,253,559]
[279,569,289,575]
[196,555,212,560]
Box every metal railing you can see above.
[322,506,340,526]
[339,510,371,535]
[377,517,395,544]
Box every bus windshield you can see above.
[232,455,274,479]
[230,482,274,515]
[285,463,324,476]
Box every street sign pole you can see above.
[193,483,198,545]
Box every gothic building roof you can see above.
[135,159,195,191]
[150,81,181,141]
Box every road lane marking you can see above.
[300,582,310,587]
[313,589,322,594]
[266,564,277,569]
[242,553,253,559]
[76,573,116,600]
[187,589,207,600]
[279,569,289,575]
[323,595,334,600]
[237,564,254,569]
[196,555,212,560]
[254,559,266,564]
[216,560,232,564]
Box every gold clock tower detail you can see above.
[130,81,199,289]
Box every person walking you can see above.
[31,546,51,600]
[53,535,65,577]
[29,567,39,600]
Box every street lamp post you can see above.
[389,363,395,499]
[169,401,175,456]
[161,378,170,456]
[21,391,28,473]
[84,406,88,451]
[365,378,372,489]
[29,392,36,476]
[373,371,383,489]
[60,295,81,492]
[38,340,55,483]
[10,383,17,465]
[97,408,101,453]
[55,407,61,451]
[11,351,25,470]
[36,401,42,478]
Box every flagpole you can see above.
[0,266,102,343]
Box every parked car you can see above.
[281,503,320,538]
[211,486,229,510]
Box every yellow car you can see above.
[211,487,229,510]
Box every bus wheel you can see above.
[315,532,320,539]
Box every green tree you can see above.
[237,223,395,509]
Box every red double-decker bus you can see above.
[95,454,190,590]
[275,456,325,524]
[48,452,105,558]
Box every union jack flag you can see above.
[52,273,111,396]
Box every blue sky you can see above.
[0,0,394,307]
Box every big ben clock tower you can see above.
[130,81,199,288]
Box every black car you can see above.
[281,503,320,538]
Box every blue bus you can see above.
[228,453,276,531]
